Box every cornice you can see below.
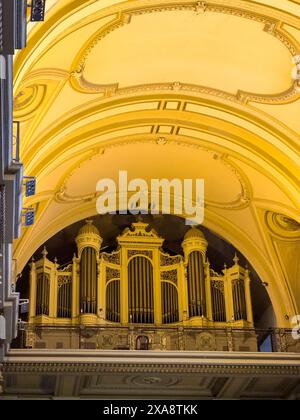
[2,360,300,376]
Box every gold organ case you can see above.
[27,220,257,351]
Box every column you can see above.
[49,262,57,319]
[205,260,213,321]
[224,266,234,322]
[97,257,105,323]
[71,256,78,320]
[178,262,187,322]
[244,270,253,325]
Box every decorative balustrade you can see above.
[14,323,300,354]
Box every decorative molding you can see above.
[211,280,224,292]
[3,360,300,376]
[161,269,178,284]
[127,375,179,386]
[58,264,73,273]
[106,267,120,282]
[13,69,69,120]
[196,332,217,351]
[265,211,300,240]
[70,2,300,105]
[57,275,72,287]
[14,84,47,119]
[119,222,160,240]
[128,250,153,259]
[160,253,182,266]
[102,251,121,265]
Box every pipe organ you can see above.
[27,220,256,351]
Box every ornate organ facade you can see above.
[27,221,257,352]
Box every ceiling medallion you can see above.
[126,375,179,387]
[156,137,168,145]
[70,1,300,105]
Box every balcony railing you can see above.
[14,323,300,354]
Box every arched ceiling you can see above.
[13,0,300,327]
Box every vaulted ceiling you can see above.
[13,0,300,327]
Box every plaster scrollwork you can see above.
[57,275,72,288]
[160,253,182,266]
[196,332,217,351]
[13,84,47,119]
[102,251,121,265]
[59,264,73,273]
[55,184,97,204]
[265,211,300,240]
[106,267,121,282]
[70,1,300,105]
[211,280,224,292]
[161,269,178,284]
[195,2,207,14]
[128,250,153,259]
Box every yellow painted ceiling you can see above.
[13,0,300,327]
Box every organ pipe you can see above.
[36,273,50,316]
[187,251,206,317]
[211,284,226,322]
[57,282,71,318]
[106,280,120,322]
[162,282,179,324]
[80,247,97,314]
[233,280,247,320]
